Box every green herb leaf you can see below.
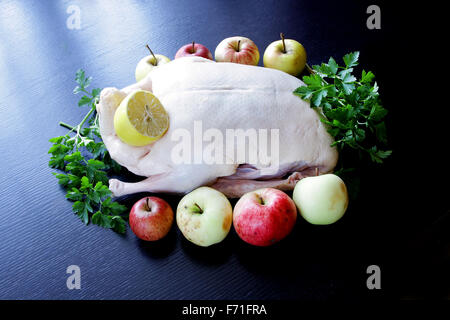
[368,146,392,163]
[73,200,92,225]
[312,88,328,106]
[48,69,127,233]
[78,95,92,107]
[92,211,112,228]
[66,187,84,201]
[293,52,391,165]
[369,103,388,122]
[110,216,127,234]
[328,57,339,74]
[343,51,360,68]
[361,70,375,83]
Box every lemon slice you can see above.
[113,90,169,146]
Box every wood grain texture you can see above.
[0,0,445,300]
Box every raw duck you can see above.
[97,57,338,198]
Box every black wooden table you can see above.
[0,0,447,300]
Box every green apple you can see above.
[176,187,233,247]
[263,33,307,76]
[293,173,348,225]
[135,45,170,82]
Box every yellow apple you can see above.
[263,33,307,76]
[176,187,233,247]
[293,174,348,225]
[135,45,170,82]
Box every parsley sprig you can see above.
[48,70,127,233]
[294,52,391,165]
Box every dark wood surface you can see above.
[0,0,447,300]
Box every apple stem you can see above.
[237,40,241,52]
[146,44,157,65]
[280,33,286,54]
[192,41,195,53]
[193,203,203,214]
[146,197,151,212]
[256,194,265,205]
[315,168,319,176]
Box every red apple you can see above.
[233,188,297,246]
[214,36,260,65]
[129,196,174,241]
[174,41,213,60]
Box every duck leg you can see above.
[209,171,306,198]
